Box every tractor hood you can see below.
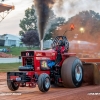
[21,49,57,58]
[34,49,56,57]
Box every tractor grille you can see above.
[23,58,34,71]
[25,58,34,66]
[19,57,34,71]
[20,51,34,71]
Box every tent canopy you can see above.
[0,3,14,22]
[0,3,14,12]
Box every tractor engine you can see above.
[18,50,62,85]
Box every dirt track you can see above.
[0,73,100,100]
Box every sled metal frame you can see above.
[80,58,100,63]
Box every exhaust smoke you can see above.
[34,0,56,50]
[34,0,100,54]
[34,0,65,50]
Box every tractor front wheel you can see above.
[61,56,83,88]
[7,80,19,91]
[37,73,50,92]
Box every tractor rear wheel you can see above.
[7,80,19,91]
[37,73,50,92]
[61,56,83,88]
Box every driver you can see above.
[55,38,66,53]
[55,38,66,66]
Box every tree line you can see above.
[19,5,66,47]
[19,6,100,48]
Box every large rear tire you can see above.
[7,80,19,91]
[61,56,83,88]
[37,73,50,92]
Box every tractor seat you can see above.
[19,65,34,71]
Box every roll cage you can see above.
[52,36,69,52]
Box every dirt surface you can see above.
[0,52,12,58]
[0,73,100,100]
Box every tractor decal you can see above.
[40,60,50,70]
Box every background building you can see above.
[0,34,20,47]
[43,40,53,49]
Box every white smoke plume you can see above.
[53,0,100,20]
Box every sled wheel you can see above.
[61,56,83,88]
[38,73,50,92]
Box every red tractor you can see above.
[7,35,83,92]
